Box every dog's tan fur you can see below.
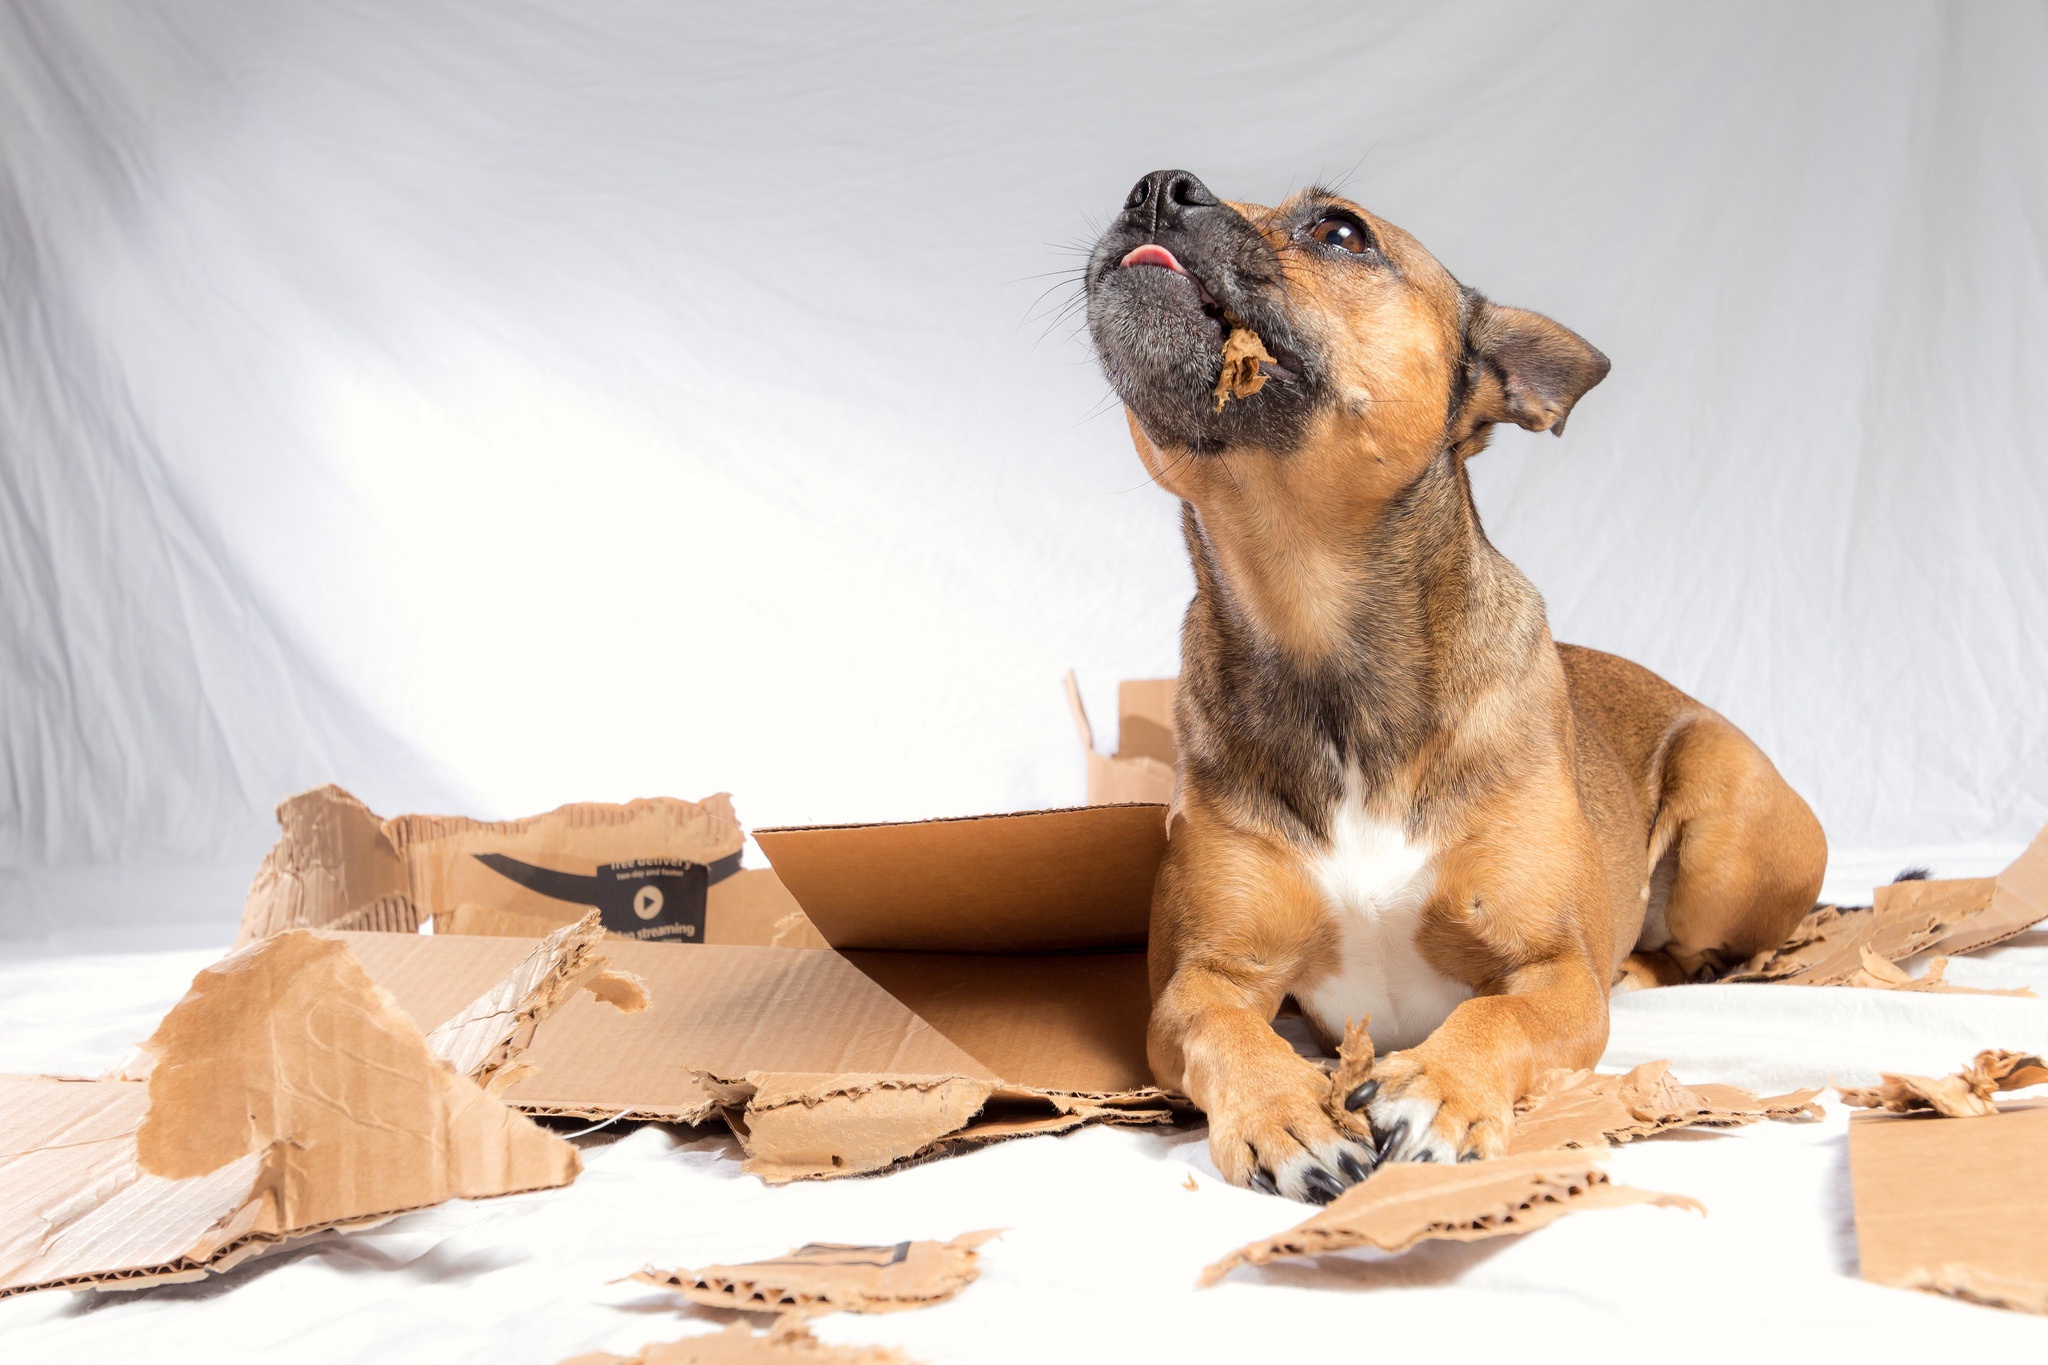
[1123,190,1826,1193]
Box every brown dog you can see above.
[1082,170,1826,1202]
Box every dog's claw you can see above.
[1377,1117,1408,1157]
[1345,1080,1379,1112]
[1337,1147,1375,1183]
[1248,1167,1279,1196]
[1459,1149,1481,1163]
[1301,1167,1345,1204]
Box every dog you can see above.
[1082,170,1826,1203]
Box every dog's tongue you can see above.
[1120,243,1187,274]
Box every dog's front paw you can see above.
[1340,1051,1511,1164]
[1206,1062,1379,1204]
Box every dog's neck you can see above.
[1182,445,1537,681]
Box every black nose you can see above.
[1123,169,1221,231]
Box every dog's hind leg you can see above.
[1631,714,1827,981]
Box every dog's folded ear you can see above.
[1458,299,1610,443]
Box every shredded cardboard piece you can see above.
[1836,1049,2048,1118]
[1728,823,2047,984]
[634,1229,1001,1316]
[564,1321,915,1365]
[1201,1150,1700,1285]
[423,910,648,1092]
[237,784,417,946]
[1212,327,1275,412]
[1849,1098,2048,1314]
[0,932,578,1297]
[1506,1060,1823,1153]
[691,1072,1174,1183]
[1840,945,2035,996]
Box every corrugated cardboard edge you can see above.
[1200,1150,1701,1285]
[633,1229,1002,1317]
[1840,946,2036,997]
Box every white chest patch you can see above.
[1297,778,1471,1053]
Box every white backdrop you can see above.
[4,1,2046,945]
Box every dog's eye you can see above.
[1310,217,1369,254]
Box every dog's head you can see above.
[1084,170,1609,482]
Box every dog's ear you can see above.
[1456,298,1609,445]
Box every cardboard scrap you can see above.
[1849,1098,2048,1314]
[633,1230,1001,1316]
[564,1321,913,1365]
[1837,1049,2048,1119]
[239,784,814,949]
[422,910,648,1094]
[1840,946,2035,997]
[1212,327,1275,411]
[1200,1150,1700,1285]
[1064,673,1177,807]
[1507,1060,1823,1153]
[0,932,578,1297]
[1727,823,2048,984]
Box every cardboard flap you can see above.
[753,805,1167,953]
[842,950,1154,1095]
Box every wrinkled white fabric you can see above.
[3,3,2046,947]
[1,935,2043,1360]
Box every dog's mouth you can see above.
[1085,174,1318,453]
[1111,243,1305,384]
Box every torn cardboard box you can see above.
[1841,946,2036,996]
[1728,823,2048,984]
[633,1230,1000,1317]
[316,801,1178,1181]
[1850,1098,2048,1314]
[564,1321,913,1365]
[1065,672,1176,806]
[1201,1150,1700,1286]
[0,931,580,1297]
[238,784,824,950]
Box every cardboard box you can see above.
[1065,672,1177,806]
[255,794,1182,1181]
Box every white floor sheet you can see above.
[3,932,2044,1363]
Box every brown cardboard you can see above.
[1506,1061,1823,1153]
[1065,672,1177,806]
[564,1321,914,1364]
[0,932,578,1297]
[1837,1049,2048,1118]
[239,785,819,950]
[1200,1150,1701,1285]
[633,1230,1001,1316]
[1849,1098,2048,1314]
[1728,822,2048,984]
